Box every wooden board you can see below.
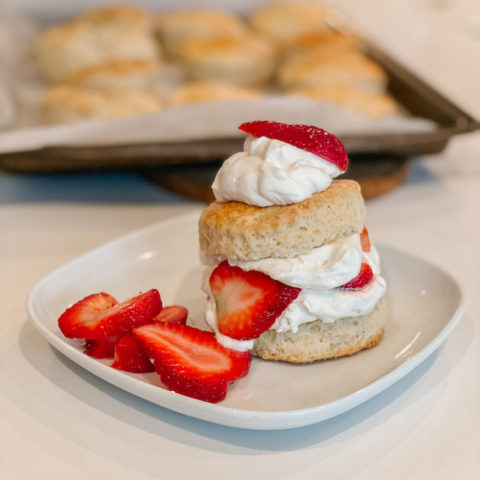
[148,156,410,203]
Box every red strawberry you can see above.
[360,227,371,252]
[133,323,251,403]
[84,333,123,359]
[340,263,373,289]
[209,261,300,340]
[58,289,162,340]
[59,292,117,339]
[152,305,188,326]
[239,120,348,171]
[111,334,154,373]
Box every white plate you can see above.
[27,211,465,430]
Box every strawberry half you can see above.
[133,323,251,403]
[339,263,373,289]
[152,305,188,326]
[58,289,162,340]
[239,120,348,171]
[111,334,154,373]
[360,227,371,252]
[209,261,300,340]
[84,333,123,359]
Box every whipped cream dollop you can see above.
[202,233,386,351]
[272,274,386,333]
[212,135,342,207]
[229,233,364,290]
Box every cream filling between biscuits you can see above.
[202,233,387,352]
[229,233,368,289]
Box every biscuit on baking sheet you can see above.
[249,1,330,43]
[291,85,398,118]
[64,60,162,91]
[178,34,278,86]
[169,82,261,106]
[35,6,159,82]
[43,85,162,124]
[277,50,388,93]
[282,31,361,59]
[252,295,387,363]
[155,9,248,58]
[77,5,152,29]
[198,180,365,261]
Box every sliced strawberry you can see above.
[339,263,373,289]
[111,334,154,373]
[239,120,348,171]
[209,261,300,340]
[58,289,162,340]
[133,323,251,403]
[360,227,371,252]
[84,333,123,359]
[152,305,188,326]
[58,292,117,339]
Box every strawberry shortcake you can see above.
[199,121,387,363]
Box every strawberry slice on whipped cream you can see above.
[239,120,348,171]
[212,121,347,207]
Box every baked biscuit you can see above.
[169,82,261,106]
[198,179,365,261]
[277,50,388,93]
[282,31,360,59]
[35,6,159,82]
[43,85,162,124]
[78,5,152,29]
[65,59,162,90]
[252,295,387,363]
[249,1,330,43]
[291,85,398,118]
[155,9,247,58]
[179,34,278,86]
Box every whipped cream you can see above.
[212,135,342,207]
[229,234,364,290]
[272,274,386,333]
[202,232,386,351]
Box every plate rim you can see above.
[26,211,466,430]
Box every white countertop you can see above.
[1,1,480,478]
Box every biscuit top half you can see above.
[199,179,365,261]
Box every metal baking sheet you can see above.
[0,34,477,173]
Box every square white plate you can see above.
[27,211,465,430]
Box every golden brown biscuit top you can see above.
[278,50,388,92]
[180,35,277,63]
[169,82,261,106]
[249,1,329,42]
[199,180,365,260]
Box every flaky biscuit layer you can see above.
[198,179,365,261]
[251,295,387,363]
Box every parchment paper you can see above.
[0,2,437,155]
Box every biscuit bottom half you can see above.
[251,295,387,363]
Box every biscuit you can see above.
[79,5,152,29]
[35,6,159,82]
[179,34,278,86]
[291,85,398,118]
[282,31,360,59]
[169,82,261,106]
[251,295,387,363]
[43,85,162,124]
[155,9,247,58]
[65,59,162,90]
[249,1,329,43]
[198,179,365,261]
[277,50,388,93]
